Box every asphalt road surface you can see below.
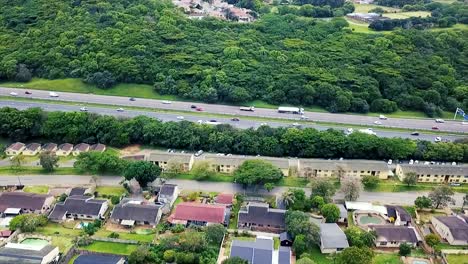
[0,175,464,207]
[0,100,464,142]
[1,87,467,133]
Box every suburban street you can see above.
[0,175,465,207]
[0,100,465,142]
[1,87,467,133]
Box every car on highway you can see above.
[300,115,309,120]
[196,107,203,111]
[25,91,32,95]
[209,119,217,122]
[291,123,301,127]
[49,92,59,97]
[195,150,204,157]
[162,100,172,104]
[79,107,88,112]
[435,136,442,142]
[190,105,197,109]
[374,121,382,125]
[379,115,387,120]
[231,117,240,121]
[410,132,420,136]
[9,92,18,96]
[260,123,268,126]
[432,126,439,130]
[129,97,136,101]
[176,116,184,120]
[435,119,445,123]
[116,108,124,112]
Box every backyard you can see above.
[23,185,49,194]
[79,241,139,255]
[95,186,126,197]
[446,254,468,264]
[94,228,155,243]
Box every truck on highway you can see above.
[358,128,377,136]
[278,106,304,114]
[240,106,255,112]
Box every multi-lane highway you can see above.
[1,87,467,133]
[0,100,465,142]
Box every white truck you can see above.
[278,106,304,114]
[358,128,377,136]
[239,106,255,112]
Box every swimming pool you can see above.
[359,215,384,225]
[20,238,49,247]
[412,260,429,264]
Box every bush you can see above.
[108,232,120,238]
[361,175,379,189]
[163,250,176,262]
[75,236,93,246]
[110,195,121,205]
[399,243,411,256]
[171,224,185,233]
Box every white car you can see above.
[79,107,88,112]
[300,115,309,120]
[435,136,442,142]
[9,92,18,96]
[292,123,301,127]
[260,123,268,126]
[374,121,382,125]
[116,108,124,112]
[176,116,184,120]
[379,115,387,120]
[162,100,172,104]
[49,92,59,97]
[387,159,393,165]
[435,119,445,123]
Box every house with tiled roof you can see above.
[168,202,229,226]
[370,226,420,247]
[0,192,54,215]
[48,195,108,222]
[90,143,106,153]
[386,205,412,226]
[57,143,73,156]
[110,200,162,227]
[432,215,468,245]
[23,143,42,156]
[0,243,59,264]
[230,237,291,264]
[238,202,286,233]
[41,143,58,153]
[157,184,179,207]
[215,193,234,207]
[72,143,90,156]
[320,223,349,253]
[5,142,25,156]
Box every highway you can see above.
[0,100,465,142]
[1,87,467,133]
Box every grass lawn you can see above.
[306,245,334,264]
[279,177,309,187]
[385,11,431,19]
[372,178,468,193]
[79,241,138,255]
[374,253,403,264]
[348,211,355,227]
[0,167,82,175]
[95,186,126,197]
[35,222,82,237]
[353,3,400,13]
[23,185,49,194]
[446,254,468,264]
[174,172,233,182]
[435,243,468,250]
[94,229,155,243]
[50,236,74,253]
[418,211,446,224]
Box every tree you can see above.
[222,257,248,264]
[128,246,160,264]
[234,159,283,187]
[399,243,411,256]
[310,178,336,202]
[282,189,295,208]
[164,159,183,178]
[9,214,47,232]
[340,177,363,201]
[429,185,454,209]
[191,160,216,180]
[163,250,176,263]
[310,195,325,210]
[74,152,126,174]
[414,196,432,209]
[205,224,226,245]
[425,234,439,248]
[296,257,316,264]
[361,175,379,189]
[293,234,307,256]
[403,172,418,186]
[336,246,374,264]
[85,71,116,89]
[264,182,274,192]
[321,203,340,223]
[344,227,376,248]
[123,161,161,188]
[39,151,59,172]
[282,189,309,211]
[285,211,320,246]
[10,154,24,171]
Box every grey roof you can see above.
[0,245,57,264]
[42,143,57,152]
[7,142,25,151]
[0,192,51,213]
[90,143,106,152]
[73,143,90,152]
[110,202,161,223]
[58,143,73,151]
[371,226,419,243]
[159,184,177,196]
[434,216,468,241]
[25,143,41,151]
[49,195,106,220]
[300,159,388,172]
[148,152,193,163]
[279,232,292,242]
[399,164,468,176]
[69,187,88,196]
[338,204,348,219]
[238,202,286,228]
[204,154,290,169]
[279,247,291,264]
[396,206,411,222]
[320,223,349,249]
[231,238,273,264]
[74,254,123,264]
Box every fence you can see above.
[92,236,139,244]
[60,247,126,264]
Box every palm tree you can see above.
[282,190,295,208]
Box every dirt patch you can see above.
[49,187,70,196]
[120,145,142,156]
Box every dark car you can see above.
[196,107,203,111]
[25,91,32,95]
[231,117,240,121]
[410,132,420,136]
[190,105,197,109]
[129,97,136,101]
[210,119,217,122]
[432,126,439,130]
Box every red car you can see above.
[196,107,203,111]
[432,126,439,130]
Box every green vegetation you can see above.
[51,236,74,253]
[94,229,154,243]
[35,222,81,236]
[23,185,49,194]
[446,254,468,264]
[373,253,403,264]
[95,186,126,197]
[0,166,81,175]
[79,241,138,255]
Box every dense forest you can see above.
[1,107,467,162]
[0,0,467,115]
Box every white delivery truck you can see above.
[239,106,255,112]
[277,107,304,114]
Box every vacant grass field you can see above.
[385,11,431,19]
[95,186,126,197]
[354,3,400,13]
[0,167,82,175]
[23,185,49,194]
[79,241,138,255]
[94,229,155,243]
[446,254,468,264]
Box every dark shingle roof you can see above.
[396,206,411,222]
[279,247,291,264]
[372,226,418,243]
[399,164,468,176]
[320,223,349,249]
[238,203,286,227]
[159,184,177,196]
[111,202,161,223]
[279,232,292,242]
[42,143,57,152]
[49,196,106,220]
[73,143,90,152]
[90,143,106,152]
[0,192,50,213]
[74,254,123,264]
[231,238,273,264]
[435,216,468,241]
[69,187,87,196]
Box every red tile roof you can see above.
[169,202,226,224]
[216,193,234,205]
[7,142,25,151]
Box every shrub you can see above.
[163,250,176,262]
[75,236,93,246]
[110,195,121,205]
[171,224,185,233]
[108,232,120,238]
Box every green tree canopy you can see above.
[234,159,283,187]
[123,161,161,187]
[336,246,374,264]
[321,203,340,223]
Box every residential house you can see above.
[396,164,468,184]
[215,193,234,207]
[23,143,42,156]
[74,254,125,264]
[386,205,412,226]
[320,223,349,253]
[0,243,59,264]
[371,226,419,247]
[90,143,106,153]
[48,195,108,222]
[41,143,58,153]
[110,200,162,227]
[298,159,389,179]
[238,202,286,233]
[168,202,229,226]
[5,142,25,156]
[279,232,293,247]
[157,184,179,207]
[337,204,348,224]
[72,143,90,156]
[147,152,194,171]
[69,187,91,196]
[230,237,291,264]
[346,13,383,23]
[56,143,73,156]
[432,215,468,245]
[0,192,54,215]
